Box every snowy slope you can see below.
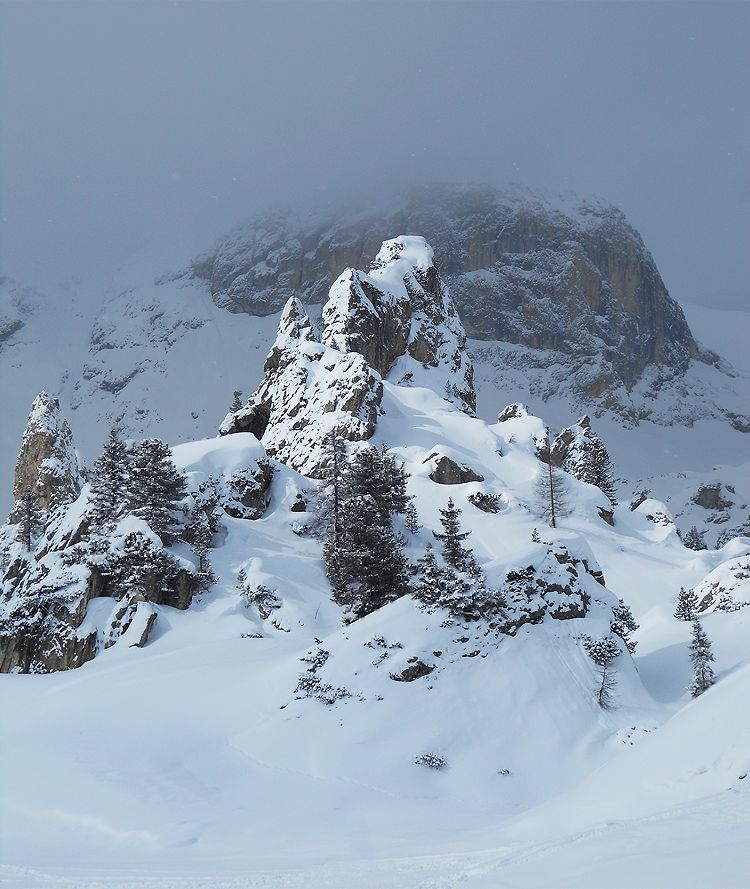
[1,373,749,886]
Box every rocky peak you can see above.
[322,235,475,412]
[221,236,475,474]
[9,392,83,521]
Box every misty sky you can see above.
[1,0,748,310]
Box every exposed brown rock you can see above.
[427,454,485,485]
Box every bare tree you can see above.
[535,430,570,528]
[596,665,618,710]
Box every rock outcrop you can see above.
[221,237,476,474]
[8,392,83,522]
[322,236,474,412]
[220,298,384,477]
[426,453,485,486]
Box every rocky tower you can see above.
[8,392,83,522]
[220,236,475,475]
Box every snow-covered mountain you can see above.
[1,234,748,887]
[1,185,748,521]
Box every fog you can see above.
[1,0,748,309]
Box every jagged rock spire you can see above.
[220,296,383,476]
[9,392,83,522]
[221,236,476,476]
[322,236,475,412]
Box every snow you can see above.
[3,357,750,886]
[2,237,750,886]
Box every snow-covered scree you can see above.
[1,237,749,887]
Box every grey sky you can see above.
[1,0,748,309]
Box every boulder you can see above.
[427,453,485,485]
[692,483,733,510]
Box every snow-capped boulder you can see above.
[220,298,383,477]
[322,236,475,412]
[0,500,200,673]
[694,555,750,614]
[174,435,272,520]
[7,392,83,522]
[496,541,611,635]
[497,402,528,422]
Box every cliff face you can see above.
[193,185,700,399]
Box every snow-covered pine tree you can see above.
[428,498,491,619]
[567,428,618,505]
[318,429,349,546]
[129,439,187,545]
[343,447,409,524]
[186,508,216,591]
[89,427,131,532]
[674,586,699,621]
[688,618,715,697]
[535,431,570,528]
[682,526,707,551]
[230,389,243,412]
[378,445,411,517]
[611,599,639,653]
[322,445,410,618]
[109,532,180,601]
[432,497,474,572]
[17,488,44,552]
[190,476,223,537]
[404,501,421,534]
[413,545,451,606]
[326,491,409,618]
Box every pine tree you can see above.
[378,446,411,516]
[595,665,618,710]
[187,508,216,591]
[611,599,639,653]
[326,492,408,617]
[535,431,570,528]
[17,488,44,552]
[413,545,451,606]
[129,438,187,545]
[433,497,474,571]
[572,433,618,505]
[230,389,243,412]
[343,447,409,524]
[404,501,421,534]
[322,443,410,619]
[682,526,707,551]
[319,430,348,546]
[89,427,132,531]
[107,532,179,600]
[688,618,715,697]
[674,586,699,621]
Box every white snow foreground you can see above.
[1,380,749,887]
